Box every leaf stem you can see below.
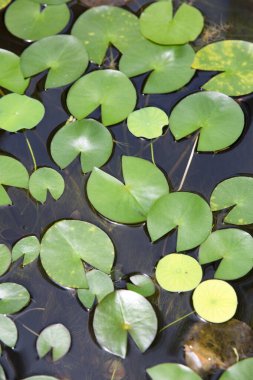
[159,311,195,333]
[177,134,198,191]
[150,142,156,165]
[12,307,45,321]
[110,361,119,380]
[25,136,37,171]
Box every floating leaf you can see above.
[211,176,253,225]
[147,363,202,380]
[0,0,11,10]
[22,376,59,380]
[0,49,29,94]
[12,236,40,266]
[5,0,70,41]
[67,70,136,126]
[169,92,244,151]
[219,358,253,380]
[0,155,29,206]
[77,289,95,309]
[87,156,169,224]
[199,229,253,280]
[0,245,11,276]
[50,119,113,173]
[127,274,155,297]
[147,192,212,250]
[36,323,71,361]
[0,364,6,380]
[33,0,70,4]
[140,0,203,45]
[0,282,30,314]
[0,314,18,348]
[93,289,157,358]
[71,5,143,65]
[119,39,195,94]
[29,168,65,203]
[40,220,115,289]
[127,107,169,139]
[156,254,202,292]
[192,279,238,323]
[192,40,253,96]
[20,35,88,89]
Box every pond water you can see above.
[0,0,253,379]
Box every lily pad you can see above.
[12,236,40,266]
[192,279,238,323]
[77,289,95,310]
[0,282,30,314]
[5,0,70,41]
[50,119,113,173]
[0,365,6,380]
[192,40,253,96]
[0,49,29,94]
[211,176,253,225]
[147,192,212,250]
[119,39,195,94]
[22,377,59,380]
[147,363,202,380]
[219,358,253,380]
[127,107,169,139]
[87,156,169,224]
[169,92,244,151]
[156,254,202,292]
[20,35,88,89]
[127,274,155,297]
[71,5,143,65]
[40,220,115,289]
[66,69,136,126]
[36,323,71,361]
[199,229,253,280]
[140,0,204,45]
[0,0,11,10]
[93,289,157,358]
[0,155,29,206]
[0,314,18,348]
[29,168,65,203]
[33,0,70,3]
[0,244,11,276]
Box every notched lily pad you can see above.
[0,314,18,348]
[127,274,155,297]
[0,49,29,94]
[36,323,71,361]
[147,363,201,380]
[12,235,40,266]
[29,168,65,203]
[0,282,30,314]
[219,358,253,380]
[0,244,11,276]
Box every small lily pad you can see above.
[0,364,6,380]
[0,49,29,94]
[192,279,238,323]
[12,236,40,266]
[127,274,155,297]
[219,358,253,380]
[36,323,71,361]
[147,363,202,380]
[169,92,244,151]
[77,289,95,310]
[29,168,65,203]
[156,254,202,292]
[66,69,137,126]
[0,282,30,314]
[0,245,11,277]
[22,376,59,380]
[93,289,157,358]
[140,0,204,45]
[0,314,18,348]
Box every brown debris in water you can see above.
[196,21,230,47]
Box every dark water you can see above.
[1,0,253,379]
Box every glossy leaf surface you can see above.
[127,274,155,297]
[29,168,65,203]
[147,363,202,380]
[36,323,71,361]
[219,358,253,380]
[12,236,40,266]
[0,314,18,347]
[0,244,11,276]
[0,282,30,314]
[0,49,29,94]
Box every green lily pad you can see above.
[40,220,115,289]
[192,279,238,323]
[22,377,59,380]
[36,323,71,361]
[127,107,169,139]
[0,314,18,348]
[192,40,253,96]
[0,0,11,10]
[71,5,143,65]
[156,254,202,292]
[93,289,157,358]
[50,119,113,173]
[33,0,70,4]
[20,35,88,89]
[77,289,95,310]
[0,364,6,380]
[127,274,155,297]
[0,245,11,276]
[169,92,244,152]
[211,176,253,225]
[29,168,65,203]
[199,229,253,280]
[147,192,212,250]
[66,69,136,126]
[12,236,40,266]
[219,358,253,380]
[140,0,204,45]
[0,282,30,314]
[87,156,169,224]
[0,49,29,94]
[119,39,195,94]
[0,155,29,206]
[147,363,202,380]
[5,0,70,41]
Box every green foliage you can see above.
[127,274,155,297]
[12,236,40,266]
[22,377,59,380]
[0,282,30,314]
[0,49,29,94]
[0,364,6,380]
[219,358,253,380]
[147,363,202,380]
[0,314,18,348]
[0,245,11,276]
[36,323,71,361]
[0,0,11,10]
[29,168,65,203]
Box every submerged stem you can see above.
[150,142,156,165]
[159,311,195,333]
[177,134,199,191]
[25,136,37,171]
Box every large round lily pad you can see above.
[36,323,71,361]
[147,363,202,380]
[169,92,244,152]
[0,282,30,314]
[29,168,65,203]
[219,358,253,380]
[0,49,29,94]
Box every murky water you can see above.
[0,0,253,379]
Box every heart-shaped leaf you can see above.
[50,119,113,173]
[219,358,253,380]
[192,40,253,96]
[119,39,195,94]
[71,5,143,65]
[12,236,40,266]
[36,323,71,361]
[199,229,253,280]
[169,92,244,151]
[127,107,169,139]
[20,35,88,89]
[29,168,65,203]
[40,220,115,289]
[127,274,155,297]
[140,0,204,45]
[87,156,169,224]
[66,69,137,126]
[93,289,157,358]
[147,192,212,250]
[0,282,30,314]
[147,363,202,380]
[0,314,18,348]
[0,245,11,277]
[0,49,29,94]
[5,0,70,41]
